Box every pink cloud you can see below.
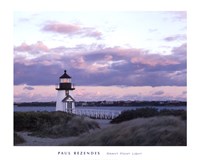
[14,92,55,102]
[153,90,164,95]
[14,42,183,68]
[43,23,80,33]
[70,56,87,69]
[14,42,30,52]
[98,47,180,66]
[42,22,102,39]
[70,56,110,73]
[104,55,113,61]
[14,85,186,102]
[23,86,34,90]
[14,41,49,54]
[14,42,186,87]
[130,54,179,66]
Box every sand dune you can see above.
[15,116,186,146]
[15,119,111,146]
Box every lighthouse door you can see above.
[67,101,73,113]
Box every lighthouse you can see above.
[56,70,75,113]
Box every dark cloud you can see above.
[14,43,186,87]
[14,62,62,85]
[42,22,102,39]
[23,86,35,90]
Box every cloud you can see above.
[171,11,187,21]
[14,92,55,102]
[130,53,179,66]
[42,22,102,39]
[182,91,187,95]
[153,91,164,95]
[14,41,49,54]
[148,29,158,33]
[14,62,64,85]
[14,85,186,102]
[14,42,186,87]
[18,18,30,22]
[172,43,186,56]
[163,11,186,22]
[23,86,35,90]
[163,34,186,42]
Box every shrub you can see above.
[159,109,186,120]
[111,108,186,123]
[14,111,73,132]
[14,111,99,138]
[111,108,159,123]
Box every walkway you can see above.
[74,108,121,119]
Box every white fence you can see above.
[74,109,121,119]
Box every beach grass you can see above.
[14,111,99,138]
[14,132,26,145]
[63,116,186,146]
[14,109,186,146]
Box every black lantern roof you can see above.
[60,70,71,79]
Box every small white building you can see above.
[56,70,75,113]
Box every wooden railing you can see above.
[74,109,121,119]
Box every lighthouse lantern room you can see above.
[56,70,75,113]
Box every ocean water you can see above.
[14,105,186,112]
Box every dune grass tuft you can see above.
[14,132,26,145]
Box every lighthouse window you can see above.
[60,78,71,83]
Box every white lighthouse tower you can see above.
[56,70,75,113]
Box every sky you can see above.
[14,11,187,102]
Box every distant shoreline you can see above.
[15,105,186,107]
[14,100,187,107]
